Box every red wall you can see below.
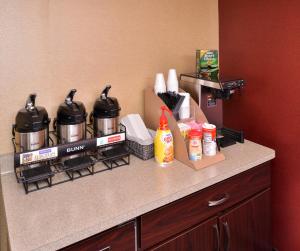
[219,0,300,250]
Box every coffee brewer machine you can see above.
[179,73,245,147]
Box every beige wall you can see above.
[0,0,218,154]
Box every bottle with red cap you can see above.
[202,123,217,156]
[154,106,174,166]
[188,129,203,161]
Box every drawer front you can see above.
[60,221,136,251]
[141,162,271,250]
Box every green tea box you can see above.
[196,49,219,73]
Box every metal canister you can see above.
[12,94,50,153]
[54,89,87,145]
[202,123,217,156]
[90,85,121,137]
[54,89,87,162]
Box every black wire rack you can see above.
[12,124,130,194]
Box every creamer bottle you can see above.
[154,106,174,166]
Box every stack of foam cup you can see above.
[179,92,190,120]
[167,69,179,93]
[154,73,166,94]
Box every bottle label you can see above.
[203,141,217,156]
[162,133,173,144]
[190,139,201,147]
[189,138,202,161]
[155,130,174,165]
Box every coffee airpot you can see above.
[90,85,121,137]
[54,89,87,144]
[12,94,50,153]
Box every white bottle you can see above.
[179,92,190,120]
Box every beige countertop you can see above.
[0,140,275,251]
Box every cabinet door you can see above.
[141,162,270,250]
[219,189,271,251]
[151,217,219,251]
[60,221,136,251]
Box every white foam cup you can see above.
[154,73,166,94]
[167,69,179,93]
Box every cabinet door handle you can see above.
[208,193,229,207]
[213,223,220,251]
[98,246,110,251]
[223,221,230,251]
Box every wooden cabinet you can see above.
[141,162,271,250]
[141,162,271,251]
[61,162,271,251]
[219,190,271,251]
[59,221,136,251]
[148,190,271,251]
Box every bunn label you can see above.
[66,145,85,153]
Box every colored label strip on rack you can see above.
[20,147,58,165]
[16,132,126,166]
[96,133,125,146]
